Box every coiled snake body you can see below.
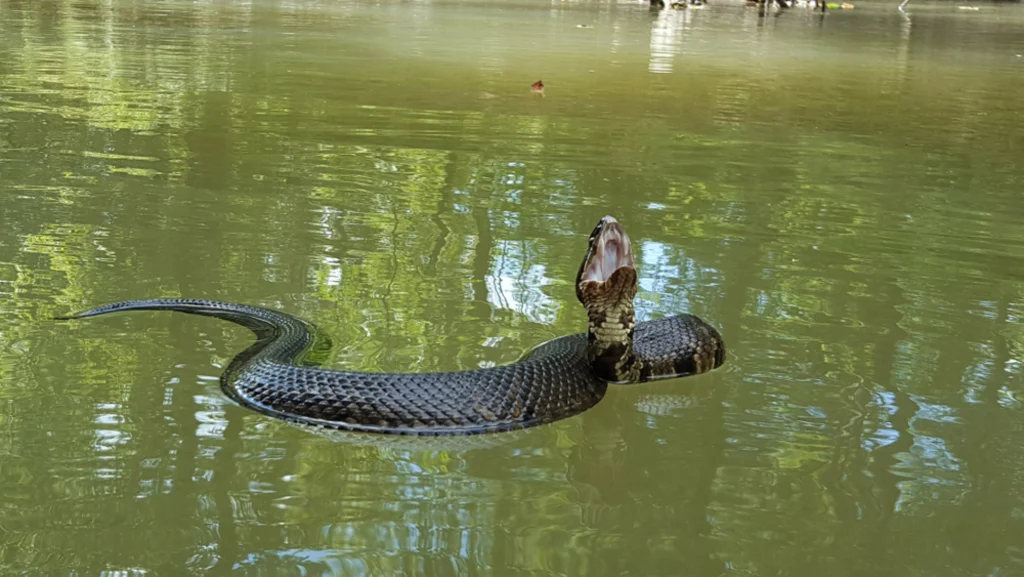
[59,216,725,435]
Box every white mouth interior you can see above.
[583,219,635,283]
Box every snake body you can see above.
[59,217,725,436]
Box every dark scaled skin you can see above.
[56,217,726,436]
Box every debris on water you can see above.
[531,80,545,94]
[957,5,979,9]
[576,24,591,28]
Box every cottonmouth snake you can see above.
[58,216,725,435]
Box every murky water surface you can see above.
[2,0,1023,574]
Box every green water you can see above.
[2,0,1024,574]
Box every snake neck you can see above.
[580,267,643,383]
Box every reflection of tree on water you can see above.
[648,7,692,74]
[3,0,1024,574]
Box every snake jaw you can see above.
[576,216,636,298]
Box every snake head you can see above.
[576,215,642,382]
[576,215,637,304]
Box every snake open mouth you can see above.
[576,215,636,301]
